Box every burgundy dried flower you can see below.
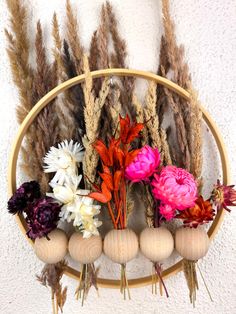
[176,195,215,228]
[211,180,236,212]
[26,197,61,239]
[8,181,41,214]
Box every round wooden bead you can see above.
[175,227,210,261]
[34,228,68,264]
[140,227,174,262]
[103,229,139,264]
[68,233,102,264]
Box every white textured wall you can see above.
[1,0,236,313]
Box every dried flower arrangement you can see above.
[6,0,235,312]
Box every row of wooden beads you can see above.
[34,227,210,266]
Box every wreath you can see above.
[6,0,235,313]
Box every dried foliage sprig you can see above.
[37,261,67,314]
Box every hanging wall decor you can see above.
[6,0,235,313]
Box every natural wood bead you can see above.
[103,229,139,264]
[34,228,68,264]
[68,233,102,264]
[140,227,174,262]
[175,227,210,261]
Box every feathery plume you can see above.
[66,0,83,73]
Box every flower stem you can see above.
[123,177,127,228]
[154,263,169,298]
[51,289,56,314]
[107,201,117,229]
[196,263,213,302]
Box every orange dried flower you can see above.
[176,195,215,228]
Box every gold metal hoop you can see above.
[8,68,230,288]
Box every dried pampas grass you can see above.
[37,260,67,314]
[6,1,61,191]
[106,1,135,117]
[5,0,33,123]
[21,21,60,191]
[66,0,83,73]
[159,0,202,178]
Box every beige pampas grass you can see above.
[66,0,83,73]
[6,1,61,191]
[52,13,63,80]
[5,0,33,123]
[97,4,109,70]
[89,31,99,72]
[21,21,60,191]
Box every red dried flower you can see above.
[211,180,236,212]
[176,195,215,228]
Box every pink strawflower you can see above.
[152,166,197,210]
[159,203,175,221]
[125,145,161,182]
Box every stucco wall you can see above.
[0,1,236,313]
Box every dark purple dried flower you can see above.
[26,197,61,239]
[211,180,236,212]
[8,181,41,214]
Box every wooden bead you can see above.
[140,227,174,262]
[175,227,210,261]
[104,229,139,264]
[68,233,102,264]
[34,228,68,264]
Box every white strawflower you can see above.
[43,140,84,185]
[48,175,102,238]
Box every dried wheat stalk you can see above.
[132,94,148,145]
[82,55,110,184]
[160,128,172,165]
[144,81,162,150]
